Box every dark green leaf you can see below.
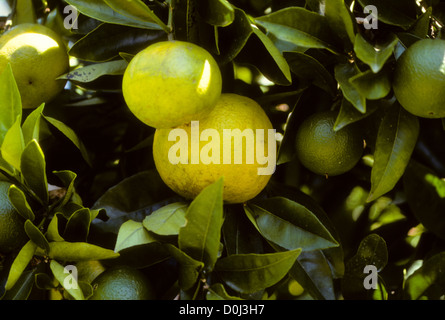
[52,170,77,209]
[334,97,379,131]
[206,283,243,300]
[246,197,339,251]
[368,104,419,202]
[24,220,50,253]
[178,177,224,272]
[8,184,35,221]
[349,69,391,100]
[59,60,127,83]
[215,249,301,294]
[143,202,188,236]
[3,269,37,300]
[20,140,48,205]
[325,0,356,48]
[64,0,167,30]
[197,0,235,26]
[335,63,366,113]
[255,7,340,53]
[353,33,399,73]
[166,244,204,291]
[63,208,92,242]
[357,0,416,29]
[69,23,167,62]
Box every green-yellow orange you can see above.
[295,111,363,177]
[153,93,275,204]
[0,23,69,109]
[0,181,27,254]
[122,40,222,129]
[89,266,155,300]
[393,38,445,118]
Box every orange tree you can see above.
[1,0,445,300]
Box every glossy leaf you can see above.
[368,105,419,202]
[349,69,391,100]
[24,220,50,253]
[1,116,24,171]
[197,0,234,27]
[255,7,340,53]
[178,177,224,272]
[405,252,445,300]
[8,184,34,221]
[21,103,44,144]
[403,161,445,240]
[284,51,336,96]
[20,140,48,205]
[325,0,356,48]
[5,241,37,291]
[63,208,91,242]
[334,97,379,131]
[0,64,22,147]
[115,220,157,252]
[43,116,92,167]
[215,249,301,294]
[206,283,243,300]
[245,197,339,252]
[357,0,416,29]
[166,244,204,291]
[59,60,127,83]
[50,260,84,300]
[64,0,167,30]
[335,63,366,113]
[38,241,120,261]
[143,202,188,236]
[353,33,399,73]
[69,23,167,62]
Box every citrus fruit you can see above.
[295,111,363,177]
[122,40,222,129]
[0,181,27,254]
[89,266,155,300]
[393,38,445,118]
[0,23,69,109]
[153,93,276,204]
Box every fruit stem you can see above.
[166,0,175,41]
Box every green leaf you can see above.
[325,0,356,48]
[334,97,379,131]
[8,184,35,221]
[5,241,37,291]
[0,64,22,147]
[20,140,48,205]
[342,234,388,299]
[24,220,50,253]
[215,249,301,294]
[58,60,127,83]
[1,115,25,171]
[405,252,445,300]
[43,116,92,167]
[178,177,224,272]
[46,213,65,242]
[143,202,188,236]
[196,0,234,27]
[368,104,419,202]
[255,7,340,53]
[166,244,204,291]
[284,51,337,96]
[52,170,77,209]
[22,103,44,144]
[403,161,445,241]
[245,197,339,252]
[50,260,84,300]
[353,33,399,73]
[349,69,391,100]
[335,63,366,113]
[115,220,157,252]
[38,241,119,261]
[206,283,243,300]
[63,208,92,242]
[69,23,166,62]
[64,0,166,30]
[3,269,37,300]
[357,0,416,29]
